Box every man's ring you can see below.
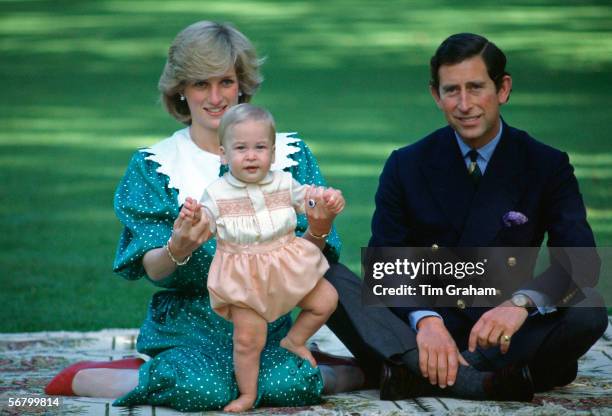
[307,199,316,208]
[501,334,511,343]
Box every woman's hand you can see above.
[303,185,344,249]
[170,197,212,259]
[305,186,334,235]
[143,197,212,280]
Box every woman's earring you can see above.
[238,91,243,97]
[180,94,186,101]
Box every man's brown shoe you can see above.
[309,343,359,367]
[486,365,534,402]
[379,361,433,400]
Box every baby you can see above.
[180,103,343,412]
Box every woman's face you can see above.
[183,67,240,133]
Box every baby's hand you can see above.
[173,197,213,252]
[322,187,345,215]
[179,197,200,224]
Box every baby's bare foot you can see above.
[280,337,317,368]
[223,394,256,412]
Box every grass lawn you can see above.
[1,0,611,332]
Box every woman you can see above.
[45,21,363,412]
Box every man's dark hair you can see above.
[430,33,510,92]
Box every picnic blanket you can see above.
[1,322,611,415]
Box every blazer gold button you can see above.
[456,299,466,309]
[507,257,517,267]
[431,244,439,252]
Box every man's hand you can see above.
[416,316,469,388]
[468,300,529,354]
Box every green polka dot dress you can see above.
[112,129,341,412]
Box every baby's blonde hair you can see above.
[218,103,276,147]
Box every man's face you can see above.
[431,55,512,149]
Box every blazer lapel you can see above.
[422,127,475,236]
[459,126,525,246]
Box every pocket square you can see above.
[503,211,528,227]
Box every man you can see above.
[325,33,607,402]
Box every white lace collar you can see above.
[140,127,301,204]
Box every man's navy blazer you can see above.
[369,121,598,317]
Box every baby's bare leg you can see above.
[224,307,267,413]
[281,278,338,367]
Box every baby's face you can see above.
[221,119,275,183]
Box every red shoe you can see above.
[44,357,145,396]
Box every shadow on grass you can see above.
[1,0,611,330]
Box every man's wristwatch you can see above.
[510,293,536,313]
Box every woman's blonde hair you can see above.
[218,103,276,148]
[158,21,264,124]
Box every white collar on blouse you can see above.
[224,171,275,188]
[140,127,300,204]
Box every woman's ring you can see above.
[307,199,317,208]
[501,334,511,343]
